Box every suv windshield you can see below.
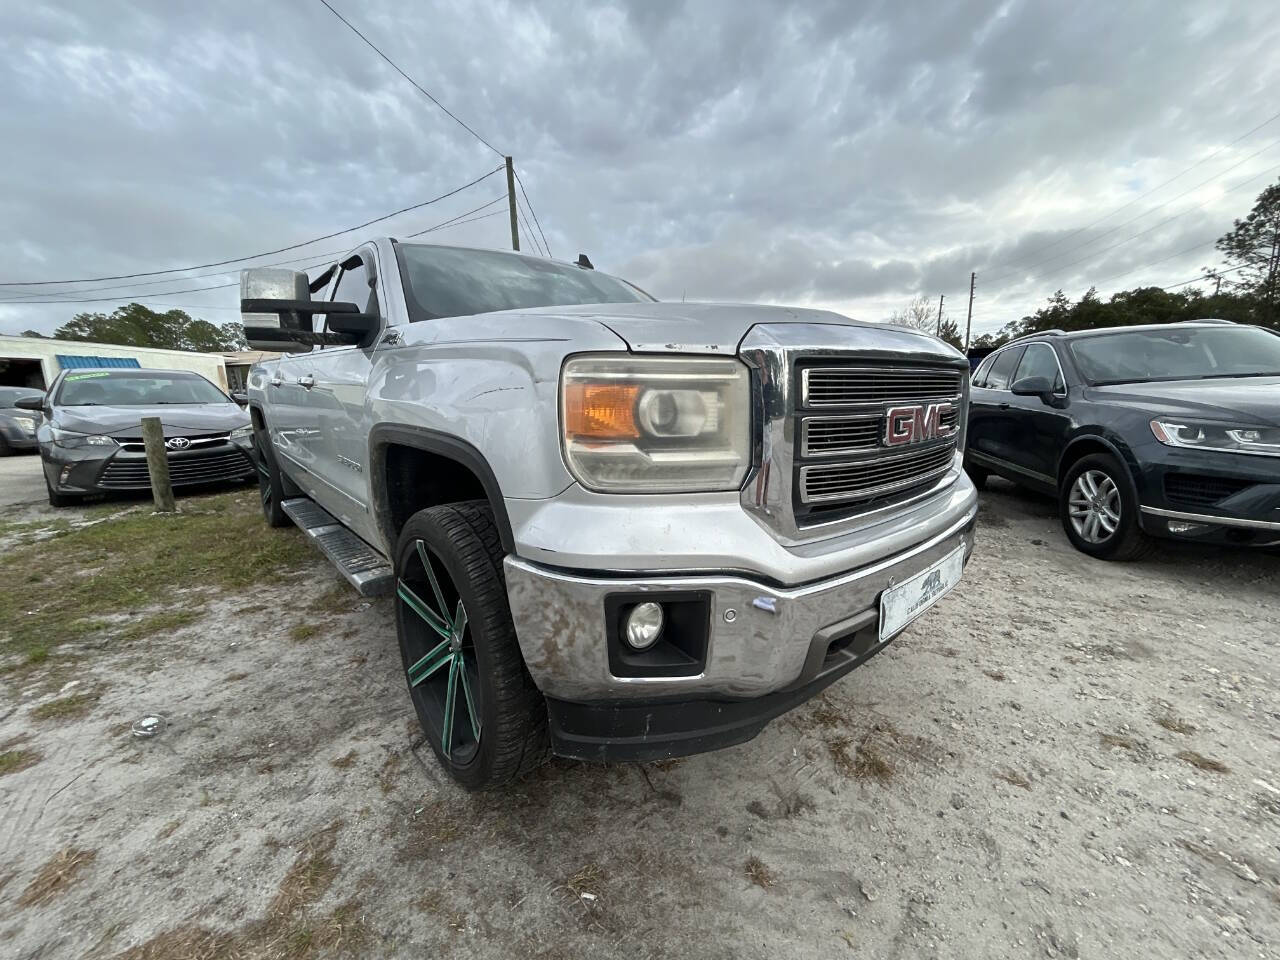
[56,372,231,406]
[0,387,43,407]
[395,244,652,321]
[1068,326,1280,385]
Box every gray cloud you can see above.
[1,0,1278,340]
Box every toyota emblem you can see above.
[165,437,191,450]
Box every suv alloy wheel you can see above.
[1059,452,1155,561]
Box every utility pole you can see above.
[935,294,945,336]
[505,156,520,252]
[964,272,976,352]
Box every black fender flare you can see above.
[367,424,515,554]
[1056,431,1144,507]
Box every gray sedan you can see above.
[27,368,256,507]
[0,386,44,454]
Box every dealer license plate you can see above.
[879,545,965,642]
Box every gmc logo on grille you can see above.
[884,402,956,447]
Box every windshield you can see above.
[56,372,231,406]
[395,244,652,321]
[1068,326,1280,385]
[0,387,43,407]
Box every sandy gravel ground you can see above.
[1,478,1277,959]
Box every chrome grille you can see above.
[803,367,963,406]
[115,431,230,452]
[98,449,254,489]
[794,364,963,512]
[800,445,956,504]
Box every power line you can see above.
[1161,264,1248,291]
[1003,161,1280,288]
[988,142,1280,284]
[318,0,503,158]
[417,209,508,235]
[0,167,503,288]
[405,195,506,239]
[986,108,1280,275]
[514,169,551,257]
[515,199,546,257]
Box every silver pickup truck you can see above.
[239,239,977,789]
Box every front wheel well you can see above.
[1057,436,1132,491]
[372,435,514,554]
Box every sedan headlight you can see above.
[49,427,118,450]
[560,355,752,492]
[1150,419,1280,457]
[229,425,254,440]
[15,417,36,433]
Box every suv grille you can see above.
[1164,473,1254,509]
[794,363,963,517]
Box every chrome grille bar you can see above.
[800,445,956,504]
[802,367,963,406]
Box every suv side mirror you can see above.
[1010,376,1056,402]
[14,396,44,412]
[240,267,379,350]
[230,391,249,406]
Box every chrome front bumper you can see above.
[504,502,978,702]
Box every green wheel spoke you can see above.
[397,581,450,639]
[416,541,451,626]
[452,598,468,640]
[458,653,481,740]
[442,658,459,760]
[407,638,452,686]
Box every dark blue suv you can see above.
[965,321,1280,560]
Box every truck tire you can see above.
[252,423,294,528]
[1059,452,1155,561]
[394,501,549,790]
[964,463,989,490]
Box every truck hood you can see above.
[51,403,250,437]
[516,301,947,355]
[1089,377,1280,427]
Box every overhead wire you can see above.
[985,108,1280,275]
[0,167,504,288]
[514,169,552,256]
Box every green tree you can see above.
[1216,179,1280,327]
[48,303,246,352]
[937,316,963,350]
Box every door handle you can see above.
[270,377,282,387]
[297,375,315,389]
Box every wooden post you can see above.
[140,416,176,513]
[935,293,944,336]
[505,156,520,252]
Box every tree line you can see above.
[22,303,247,352]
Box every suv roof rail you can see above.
[1179,318,1234,324]
[1008,328,1066,343]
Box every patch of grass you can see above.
[155,820,181,841]
[377,751,403,793]
[17,847,97,907]
[1155,711,1197,735]
[117,608,203,643]
[0,490,315,665]
[0,748,42,776]
[1177,750,1230,774]
[826,721,917,784]
[1100,732,1140,750]
[270,823,341,918]
[310,583,356,616]
[566,863,604,899]
[289,623,320,643]
[31,691,98,721]
[994,768,1032,790]
[330,750,358,769]
[744,856,776,889]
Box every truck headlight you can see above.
[560,355,752,492]
[49,428,118,450]
[1150,419,1280,457]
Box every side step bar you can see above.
[281,497,394,596]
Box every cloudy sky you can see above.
[2,0,1278,342]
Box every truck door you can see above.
[301,246,385,546]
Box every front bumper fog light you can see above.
[59,465,73,485]
[624,602,664,651]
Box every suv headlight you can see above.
[560,355,752,492]
[1150,419,1280,457]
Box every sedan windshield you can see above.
[1068,326,1280,384]
[56,372,231,406]
[396,243,652,321]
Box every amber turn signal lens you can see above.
[564,382,640,439]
